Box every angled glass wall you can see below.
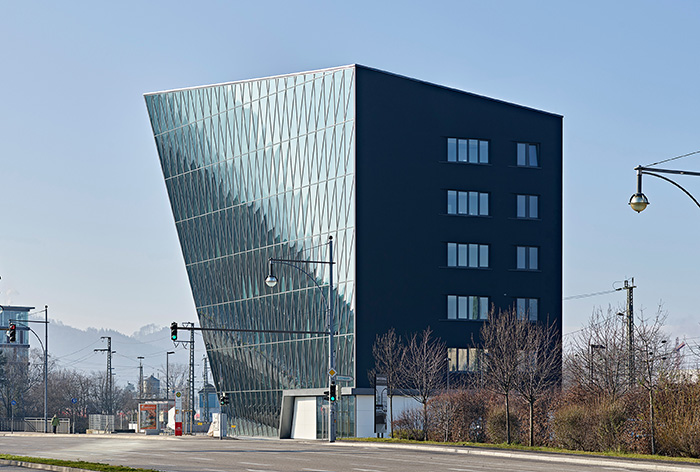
[145,66,356,437]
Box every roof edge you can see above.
[144,64,357,97]
[353,64,563,118]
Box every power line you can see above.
[646,149,700,168]
[563,289,617,301]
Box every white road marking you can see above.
[240,462,270,466]
[192,456,214,461]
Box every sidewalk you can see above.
[333,440,700,472]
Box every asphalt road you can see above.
[0,434,696,472]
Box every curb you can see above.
[0,459,90,472]
[331,441,700,472]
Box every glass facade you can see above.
[145,66,356,437]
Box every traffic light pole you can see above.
[8,306,49,433]
[266,236,336,442]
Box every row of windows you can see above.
[447,296,539,321]
[446,243,538,271]
[447,295,489,320]
[447,191,489,216]
[448,347,538,373]
[447,138,540,167]
[447,243,489,268]
[447,138,489,164]
[447,191,539,219]
[448,347,485,372]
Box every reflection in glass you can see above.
[529,195,538,218]
[529,247,538,270]
[447,191,457,214]
[458,139,468,162]
[447,243,457,267]
[468,139,479,163]
[469,191,478,215]
[448,296,457,319]
[479,141,489,164]
[528,144,538,166]
[517,246,526,269]
[479,193,489,215]
[458,192,468,214]
[448,139,457,162]
[145,66,357,438]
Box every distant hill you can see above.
[29,316,207,388]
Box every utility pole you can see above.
[44,306,48,433]
[617,278,636,387]
[181,321,195,435]
[166,351,175,402]
[203,356,209,423]
[137,356,144,400]
[94,337,114,415]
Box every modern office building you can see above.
[145,65,562,438]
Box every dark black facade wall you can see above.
[354,66,563,388]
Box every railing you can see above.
[3,417,71,433]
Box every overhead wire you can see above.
[646,149,700,168]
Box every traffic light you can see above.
[329,384,337,402]
[7,324,16,343]
[170,322,178,341]
[219,393,229,406]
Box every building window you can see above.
[447,138,489,164]
[517,142,539,167]
[447,190,489,216]
[447,295,489,320]
[447,243,489,268]
[516,298,538,321]
[448,347,486,372]
[516,194,539,219]
[516,246,539,270]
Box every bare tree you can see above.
[481,308,528,444]
[564,306,630,401]
[516,318,561,446]
[370,328,404,437]
[399,327,446,440]
[635,307,673,455]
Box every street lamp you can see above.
[628,151,700,212]
[264,235,336,442]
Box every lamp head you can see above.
[629,192,649,212]
[265,274,278,288]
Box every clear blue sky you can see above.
[2,1,699,345]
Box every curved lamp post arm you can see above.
[267,259,330,313]
[640,170,700,210]
[630,165,700,212]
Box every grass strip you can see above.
[0,454,161,472]
[344,437,700,464]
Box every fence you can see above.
[2,417,71,433]
[88,414,115,433]
[0,417,25,432]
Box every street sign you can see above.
[328,368,337,377]
[71,398,77,404]
[336,375,353,382]
[11,400,16,406]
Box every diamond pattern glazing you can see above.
[145,66,356,437]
